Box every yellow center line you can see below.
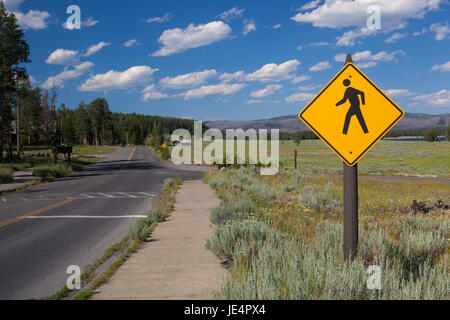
[128,147,136,162]
[0,198,76,229]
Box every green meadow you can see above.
[177,139,449,176]
[279,140,449,177]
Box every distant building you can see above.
[173,139,191,147]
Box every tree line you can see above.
[14,88,198,148]
[278,127,450,143]
[384,127,448,138]
[55,98,198,146]
[279,131,318,141]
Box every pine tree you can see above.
[88,98,111,146]
[424,127,439,142]
[295,131,302,145]
[0,2,30,160]
[20,84,41,145]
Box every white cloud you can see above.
[153,21,231,56]
[357,61,378,68]
[385,32,407,43]
[429,22,450,40]
[291,0,442,29]
[142,84,156,93]
[309,61,331,72]
[334,50,405,68]
[124,39,139,47]
[218,7,245,21]
[245,60,300,82]
[46,41,110,71]
[295,1,443,47]
[243,19,256,35]
[336,30,360,47]
[385,89,414,97]
[413,28,427,36]
[42,62,93,89]
[83,41,111,57]
[245,100,266,104]
[183,83,246,99]
[250,84,282,98]
[219,60,301,84]
[78,66,158,92]
[82,17,99,27]
[272,24,281,29]
[13,10,50,30]
[3,0,24,10]
[147,13,171,23]
[336,28,377,47]
[160,70,217,89]
[413,89,450,107]
[334,50,403,62]
[296,45,303,51]
[46,49,79,65]
[285,92,314,103]
[300,0,322,11]
[308,41,329,47]
[410,23,449,41]
[28,75,37,85]
[219,71,246,83]
[62,16,98,29]
[141,84,168,101]
[292,75,310,83]
[298,85,320,91]
[431,61,450,72]
[144,93,168,100]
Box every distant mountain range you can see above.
[205,113,450,133]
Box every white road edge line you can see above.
[97,193,115,198]
[117,192,138,198]
[27,215,147,219]
[139,192,156,196]
[80,193,95,198]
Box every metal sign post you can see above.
[294,149,298,170]
[343,162,358,260]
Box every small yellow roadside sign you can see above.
[299,62,405,166]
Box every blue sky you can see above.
[4,0,450,120]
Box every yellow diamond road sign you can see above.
[299,62,405,166]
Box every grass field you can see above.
[279,140,450,177]
[171,139,449,177]
[204,140,449,300]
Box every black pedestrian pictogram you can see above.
[336,79,369,135]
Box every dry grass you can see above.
[205,166,449,300]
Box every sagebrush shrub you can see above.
[210,199,255,224]
[298,182,341,214]
[206,169,449,300]
[205,219,271,263]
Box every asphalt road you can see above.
[0,147,203,299]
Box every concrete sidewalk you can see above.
[92,180,228,300]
